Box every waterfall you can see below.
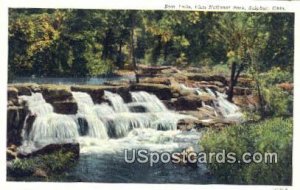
[110,113,154,137]
[178,84,243,121]
[93,103,115,119]
[19,89,200,149]
[19,93,79,143]
[214,91,243,121]
[104,91,129,112]
[204,87,243,121]
[19,93,53,116]
[196,88,205,96]
[152,112,189,131]
[26,113,79,142]
[72,91,108,140]
[205,88,216,98]
[71,91,94,114]
[131,91,167,112]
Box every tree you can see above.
[211,13,270,102]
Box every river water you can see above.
[50,129,215,183]
[9,76,135,85]
[8,78,243,183]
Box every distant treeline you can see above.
[8,9,294,78]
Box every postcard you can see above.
[1,0,299,190]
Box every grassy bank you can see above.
[7,150,77,179]
[201,117,292,185]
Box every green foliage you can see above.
[261,67,293,84]
[262,86,293,116]
[201,117,292,185]
[8,10,294,79]
[9,150,77,177]
[254,67,293,116]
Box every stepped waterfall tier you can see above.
[179,84,244,122]
[19,90,205,148]
[12,86,244,183]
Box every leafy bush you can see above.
[258,67,293,116]
[262,86,293,116]
[201,117,292,185]
[8,150,77,177]
[261,67,293,84]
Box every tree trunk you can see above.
[228,62,244,102]
[130,15,139,83]
[117,41,123,69]
[227,62,237,102]
[252,77,265,117]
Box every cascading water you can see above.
[214,91,244,121]
[178,84,243,122]
[104,91,129,112]
[205,88,217,98]
[72,91,108,140]
[19,90,198,146]
[16,89,212,183]
[204,87,243,121]
[19,93,53,116]
[19,85,243,152]
[131,91,167,112]
[130,91,197,131]
[20,93,79,143]
[27,113,79,142]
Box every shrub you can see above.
[259,67,293,117]
[261,67,293,84]
[262,86,293,116]
[201,117,292,185]
[8,150,77,177]
[249,66,293,117]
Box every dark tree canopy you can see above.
[8,9,294,79]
